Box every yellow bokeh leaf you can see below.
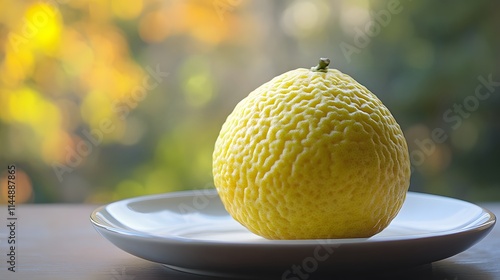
[23,2,63,55]
[111,0,143,19]
[1,48,34,86]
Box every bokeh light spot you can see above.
[139,10,170,43]
[183,73,214,108]
[24,2,63,55]
[451,121,479,151]
[0,169,34,203]
[339,0,370,34]
[112,0,143,20]
[281,1,329,38]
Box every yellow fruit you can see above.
[212,58,410,239]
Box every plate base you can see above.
[163,263,435,279]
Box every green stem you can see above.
[311,58,330,72]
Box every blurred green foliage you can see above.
[0,0,499,203]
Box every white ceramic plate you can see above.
[90,190,495,278]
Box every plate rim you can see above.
[90,190,496,246]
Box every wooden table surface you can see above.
[0,203,498,280]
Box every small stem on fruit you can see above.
[311,58,330,72]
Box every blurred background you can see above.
[0,0,499,203]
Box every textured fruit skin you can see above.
[212,68,411,240]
